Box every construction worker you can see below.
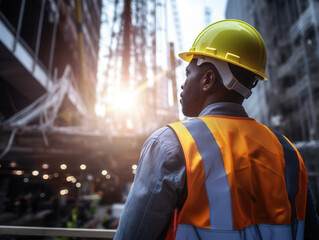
[114,20,319,239]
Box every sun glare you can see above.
[95,87,136,117]
[95,103,106,117]
[113,89,134,111]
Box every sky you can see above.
[173,0,228,53]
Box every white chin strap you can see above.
[195,55,252,99]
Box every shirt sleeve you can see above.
[114,126,187,240]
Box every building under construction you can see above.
[226,0,319,202]
[0,0,180,233]
[0,0,107,229]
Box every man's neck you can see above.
[201,97,243,114]
[198,102,248,117]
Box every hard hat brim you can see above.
[179,52,269,81]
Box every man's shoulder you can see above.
[146,125,181,152]
[149,126,173,138]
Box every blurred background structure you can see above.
[0,0,319,238]
[0,0,187,236]
[0,0,107,231]
[226,0,319,202]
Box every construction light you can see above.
[60,189,68,195]
[60,164,67,170]
[10,162,16,168]
[71,178,77,183]
[42,164,49,169]
[43,174,49,180]
[13,170,23,175]
[32,170,39,176]
[40,193,45,198]
[106,174,111,179]
[66,176,74,182]
[132,165,137,174]
[102,170,107,175]
[23,178,29,183]
[76,182,81,188]
[80,164,86,170]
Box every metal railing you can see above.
[0,225,116,239]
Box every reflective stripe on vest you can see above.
[175,222,305,240]
[183,118,233,229]
[168,116,307,240]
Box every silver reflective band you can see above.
[176,221,305,240]
[195,55,252,99]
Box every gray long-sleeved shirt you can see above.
[114,102,319,240]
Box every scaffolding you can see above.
[0,0,183,228]
[97,0,179,135]
[226,0,319,202]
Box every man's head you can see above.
[180,58,259,117]
[178,19,268,117]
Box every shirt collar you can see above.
[198,102,249,117]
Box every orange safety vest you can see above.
[167,116,307,240]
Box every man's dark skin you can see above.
[180,59,244,117]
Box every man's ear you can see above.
[201,70,216,92]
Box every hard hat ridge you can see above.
[179,19,268,81]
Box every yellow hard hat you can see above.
[179,19,268,80]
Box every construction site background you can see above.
[0,0,318,238]
[0,0,181,233]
